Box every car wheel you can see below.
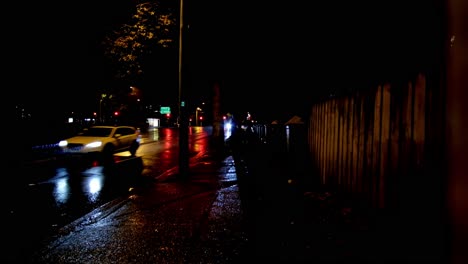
[130,141,139,156]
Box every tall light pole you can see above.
[195,107,202,126]
[178,0,189,177]
[99,94,107,124]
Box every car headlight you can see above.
[85,141,103,148]
[58,140,68,147]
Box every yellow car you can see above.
[58,125,141,160]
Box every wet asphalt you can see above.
[27,148,250,263]
[19,129,442,263]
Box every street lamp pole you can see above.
[195,107,202,126]
[178,0,189,177]
[99,99,102,124]
[99,94,107,124]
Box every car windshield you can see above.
[80,127,113,137]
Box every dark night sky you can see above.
[10,1,136,117]
[10,0,443,123]
[189,0,443,121]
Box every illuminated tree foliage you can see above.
[103,1,177,81]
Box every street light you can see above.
[195,107,202,126]
[99,94,107,124]
[178,0,189,177]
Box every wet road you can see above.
[3,126,213,262]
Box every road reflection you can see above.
[53,175,70,204]
[147,127,160,141]
[40,126,214,217]
[190,127,209,153]
[6,126,217,263]
[51,167,108,206]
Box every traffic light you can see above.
[114,111,119,116]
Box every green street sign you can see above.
[160,106,171,114]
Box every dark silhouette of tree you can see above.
[102,1,177,82]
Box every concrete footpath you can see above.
[226,133,385,263]
[28,133,408,263]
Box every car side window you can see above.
[117,127,134,136]
[115,128,124,136]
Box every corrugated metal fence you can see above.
[308,73,445,210]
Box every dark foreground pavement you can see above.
[25,132,443,263]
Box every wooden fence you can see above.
[308,73,445,210]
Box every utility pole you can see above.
[178,0,189,177]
